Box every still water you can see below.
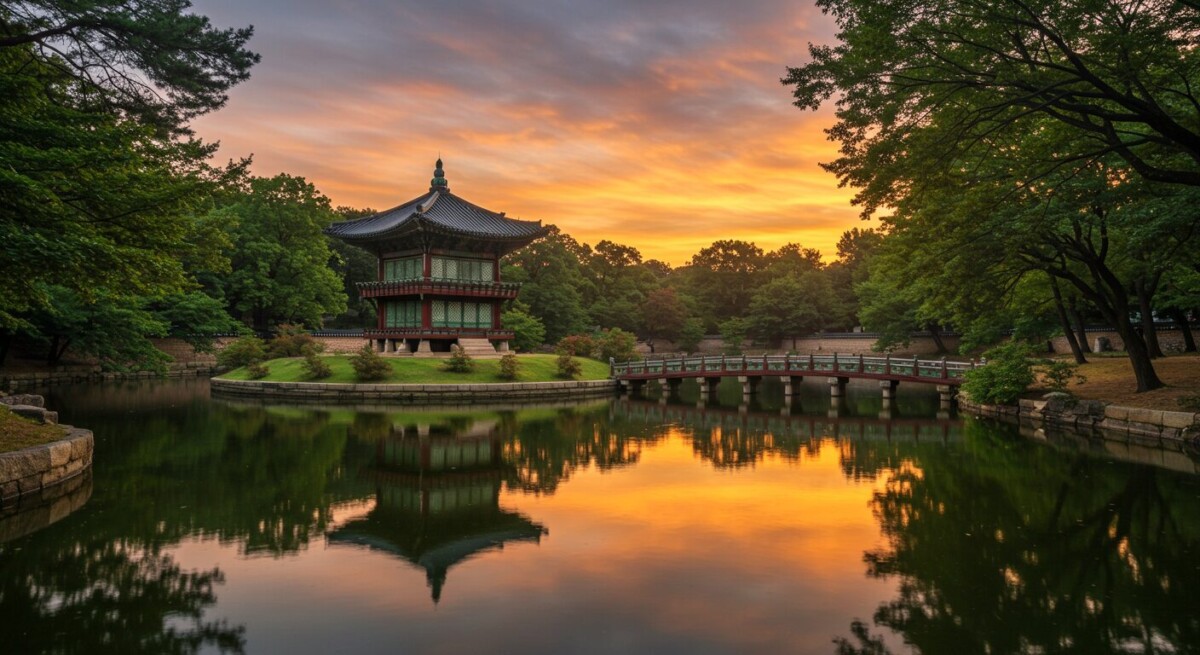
[2,378,1199,654]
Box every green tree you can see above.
[503,227,590,342]
[681,240,765,325]
[28,286,171,371]
[718,317,749,355]
[638,287,690,353]
[327,206,379,328]
[221,174,347,331]
[677,318,706,354]
[501,301,546,352]
[1,0,259,135]
[746,273,833,349]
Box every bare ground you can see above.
[1033,353,1200,411]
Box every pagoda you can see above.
[325,159,548,355]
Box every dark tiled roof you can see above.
[325,190,547,242]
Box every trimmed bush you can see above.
[217,335,267,369]
[961,342,1036,405]
[247,361,270,379]
[598,328,638,363]
[442,344,475,373]
[556,334,597,358]
[350,344,391,381]
[301,351,332,379]
[556,353,582,379]
[268,324,323,358]
[498,352,521,380]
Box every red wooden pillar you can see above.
[423,252,432,279]
[492,301,501,329]
[422,299,432,329]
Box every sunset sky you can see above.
[191,0,867,265]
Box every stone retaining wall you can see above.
[0,469,92,543]
[959,395,1200,447]
[210,377,618,404]
[0,426,94,508]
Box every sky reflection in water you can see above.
[1,378,1196,654]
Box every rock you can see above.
[0,394,44,408]
[1041,392,1077,413]
[7,405,51,424]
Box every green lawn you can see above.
[0,407,67,454]
[218,353,611,384]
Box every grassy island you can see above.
[0,409,67,454]
[217,353,611,385]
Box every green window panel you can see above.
[383,256,422,281]
[432,300,494,328]
[384,301,421,327]
[430,256,495,282]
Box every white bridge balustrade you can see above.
[610,353,981,405]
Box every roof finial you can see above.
[430,157,449,192]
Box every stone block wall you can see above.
[0,418,94,508]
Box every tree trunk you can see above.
[1067,296,1092,353]
[927,324,948,355]
[1168,307,1197,352]
[1051,278,1087,364]
[1134,277,1165,358]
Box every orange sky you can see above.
[191,0,866,266]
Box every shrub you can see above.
[556,334,597,358]
[247,361,270,379]
[677,318,705,354]
[960,342,1036,405]
[498,352,521,380]
[301,350,332,379]
[556,352,582,379]
[350,344,391,381]
[217,335,266,369]
[501,301,546,352]
[1038,359,1086,392]
[442,344,475,373]
[719,318,748,355]
[598,328,638,363]
[268,324,323,358]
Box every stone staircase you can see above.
[455,338,500,358]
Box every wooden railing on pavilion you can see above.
[357,278,521,300]
[610,353,980,385]
[364,327,515,339]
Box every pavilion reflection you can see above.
[328,417,546,603]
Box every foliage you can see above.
[503,227,590,343]
[349,344,390,382]
[501,301,546,352]
[325,207,379,328]
[745,272,838,348]
[1038,360,1086,393]
[267,325,323,359]
[301,351,331,380]
[597,328,638,363]
[0,0,259,135]
[638,287,690,349]
[216,335,266,369]
[1179,394,1200,412]
[556,334,597,359]
[718,317,748,355]
[442,345,475,373]
[961,343,1037,405]
[151,291,243,353]
[25,286,171,372]
[677,318,706,354]
[246,361,270,380]
[498,352,521,380]
[556,353,582,379]
[220,174,347,331]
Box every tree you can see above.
[785,0,1200,203]
[745,274,832,349]
[681,240,765,325]
[27,286,171,371]
[220,174,347,331]
[1,0,259,135]
[326,206,379,328]
[677,318,706,354]
[638,287,689,352]
[503,227,590,342]
[501,301,546,352]
[151,291,243,354]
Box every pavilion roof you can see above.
[324,160,548,249]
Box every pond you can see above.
[2,377,1198,654]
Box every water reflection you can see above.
[836,419,1200,654]
[329,417,547,602]
[3,379,1195,653]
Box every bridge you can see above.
[611,353,981,406]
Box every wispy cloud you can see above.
[191,0,866,264]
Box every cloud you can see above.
[191,0,856,264]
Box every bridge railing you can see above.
[611,353,981,382]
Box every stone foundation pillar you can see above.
[417,340,431,355]
[384,339,395,353]
[395,340,410,354]
[782,375,803,399]
[738,375,759,402]
[498,341,510,352]
[828,394,844,418]
[828,376,849,398]
[880,379,899,400]
[376,339,386,353]
[699,377,721,403]
[936,384,956,412]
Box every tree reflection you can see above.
[0,534,245,653]
[837,419,1200,654]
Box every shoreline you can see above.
[209,376,618,404]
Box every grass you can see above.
[218,353,611,384]
[0,407,67,453]
[1033,352,1200,412]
